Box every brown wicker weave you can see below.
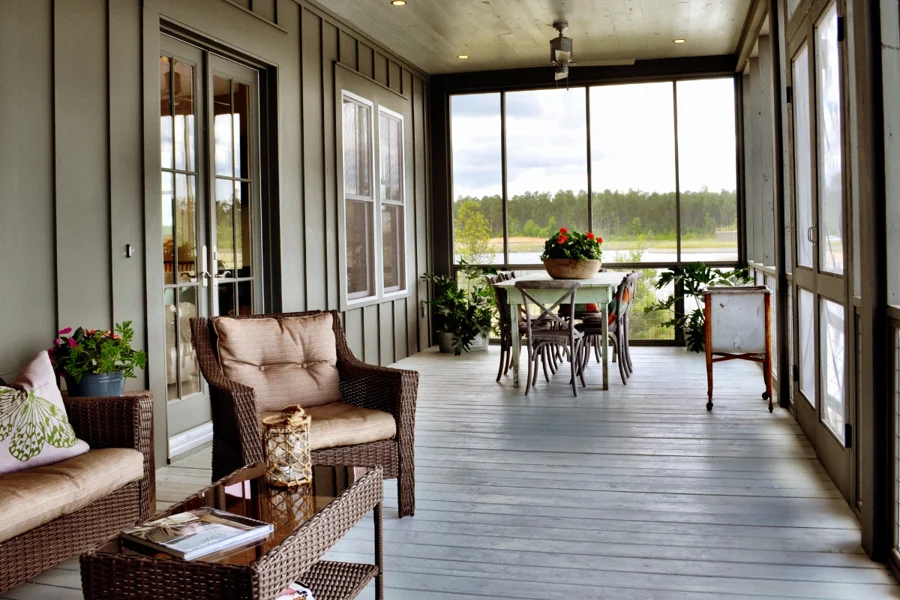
[81,464,384,600]
[0,393,155,593]
[191,310,418,517]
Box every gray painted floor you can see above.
[5,347,900,599]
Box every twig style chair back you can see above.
[576,271,641,385]
[488,271,518,382]
[515,280,585,397]
[190,310,418,517]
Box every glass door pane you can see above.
[160,51,203,404]
[792,45,814,269]
[815,3,844,274]
[212,70,257,316]
[820,298,845,439]
[798,288,816,405]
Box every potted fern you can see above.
[421,262,496,355]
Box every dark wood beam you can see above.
[431,55,738,94]
[735,0,770,73]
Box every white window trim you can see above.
[340,90,410,309]
[379,105,409,299]
[342,91,378,305]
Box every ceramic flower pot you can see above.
[543,258,602,280]
[437,332,488,354]
[65,371,125,397]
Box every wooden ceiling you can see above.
[311,0,754,75]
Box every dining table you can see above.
[494,270,624,391]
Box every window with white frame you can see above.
[380,108,406,294]
[341,90,408,305]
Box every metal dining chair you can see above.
[515,280,585,397]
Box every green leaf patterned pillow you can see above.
[0,352,89,475]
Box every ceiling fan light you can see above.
[554,64,569,80]
[550,36,573,64]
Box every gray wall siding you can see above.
[0,1,57,381]
[0,0,432,452]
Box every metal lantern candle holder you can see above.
[262,405,313,488]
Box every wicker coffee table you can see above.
[81,464,383,600]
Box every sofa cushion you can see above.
[214,314,341,411]
[0,447,143,543]
[0,351,90,475]
[262,402,396,451]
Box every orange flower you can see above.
[559,227,568,234]
[586,232,595,240]
[556,235,567,245]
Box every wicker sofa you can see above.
[191,310,418,517]
[0,391,154,593]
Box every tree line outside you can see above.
[453,187,737,340]
[453,187,738,264]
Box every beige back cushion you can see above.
[214,314,341,411]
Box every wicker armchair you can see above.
[191,310,418,517]
[0,392,154,593]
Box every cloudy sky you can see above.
[450,78,736,200]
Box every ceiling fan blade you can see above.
[572,58,636,67]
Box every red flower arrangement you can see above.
[541,227,603,261]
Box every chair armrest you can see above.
[337,357,418,435]
[63,393,155,520]
[204,376,265,480]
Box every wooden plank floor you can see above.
[6,347,900,599]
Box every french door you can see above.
[786,0,853,499]
[159,35,264,437]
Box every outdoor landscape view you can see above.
[450,79,738,339]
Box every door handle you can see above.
[200,245,212,287]
[807,225,817,244]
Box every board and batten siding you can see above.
[0,0,432,463]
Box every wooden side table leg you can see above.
[374,501,383,600]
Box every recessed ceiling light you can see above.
[673,38,686,44]
[458,54,469,59]
[391,0,406,5]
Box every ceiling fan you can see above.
[550,20,635,84]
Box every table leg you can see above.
[510,302,520,387]
[602,300,609,391]
[374,501,383,600]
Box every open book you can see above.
[121,508,273,561]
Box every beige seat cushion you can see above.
[214,314,341,411]
[0,448,143,543]
[262,402,396,451]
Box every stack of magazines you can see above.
[121,508,273,561]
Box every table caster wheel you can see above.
[706,402,713,411]
[768,404,774,413]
